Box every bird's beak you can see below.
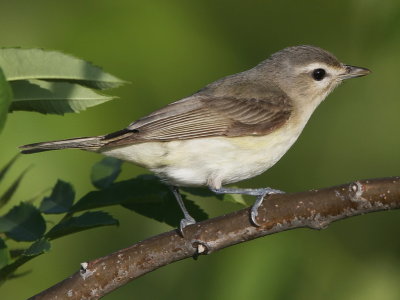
[341,65,371,79]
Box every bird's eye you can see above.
[312,68,326,81]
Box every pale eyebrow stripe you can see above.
[298,63,344,74]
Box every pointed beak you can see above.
[341,65,371,79]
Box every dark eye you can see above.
[312,68,326,81]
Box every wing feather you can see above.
[103,85,293,148]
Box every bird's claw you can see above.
[250,188,285,226]
[179,215,196,236]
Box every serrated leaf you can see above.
[23,238,51,256]
[9,79,114,115]
[46,211,118,240]
[72,175,208,227]
[0,154,19,184]
[0,203,46,242]
[0,48,126,89]
[0,67,13,133]
[0,238,11,269]
[0,167,29,209]
[91,157,123,189]
[39,180,74,214]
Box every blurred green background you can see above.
[1,0,400,299]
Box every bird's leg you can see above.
[169,185,196,235]
[210,187,284,226]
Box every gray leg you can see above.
[170,186,196,235]
[210,187,284,226]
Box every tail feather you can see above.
[19,136,103,154]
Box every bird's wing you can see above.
[102,86,293,148]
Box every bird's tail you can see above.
[19,136,103,154]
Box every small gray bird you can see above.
[20,45,370,233]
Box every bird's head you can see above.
[258,45,370,106]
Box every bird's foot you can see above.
[250,188,284,226]
[210,186,284,226]
[179,215,196,237]
[169,185,197,237]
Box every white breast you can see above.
[101,115,307,189]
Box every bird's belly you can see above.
[101,124,301,188]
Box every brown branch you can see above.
[29,176,400,300]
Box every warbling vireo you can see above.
[20,45,370,233]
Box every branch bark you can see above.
[29,176,400,300]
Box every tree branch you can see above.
[29,177,400,300]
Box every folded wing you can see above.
[103,84,293,147]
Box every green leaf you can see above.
[91,157,123,189]
[220,194,247,206]
[39,180,74,214]
[0,256,33,283]
[0,48,126,89]
[9,79,114,115]
[0,238,11,269]
[0,67,13,133]
[181,187,247,206]
[0,203,46,242]
[0,154,19,184]
[6,270,32,280]
[23,238,51,256]
[71,175,174,212]
[72,175,208,228]
[9,249,25,259]
[46,211,118,240]
[122,193,207,228]
[0,168,29,209]
[70,179,140,213]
